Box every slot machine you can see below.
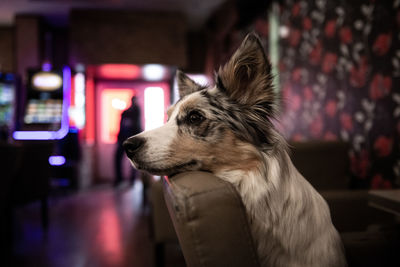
[0,72,16,141]
[13,67,71,140]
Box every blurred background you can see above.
[0,0,399,266]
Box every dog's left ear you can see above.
[176,70,202,98]
[217,33,275,110]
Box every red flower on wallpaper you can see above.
[279,61,286,72]
[371,174,392,189]
[369,74,392,100]
[289,29,301,47]
[291,94,302,111]
[292,68,302,82]
[373,33,392,56]
[324,131,337,141]
[324,19,336,38]
[255,18,269,37]
[310,41,323,65]
[325,100,337,117]
[282,83,292,101]
[303,86,313,101]
[350,56,368,88]
[292,2,300,17]
[339,27,352,44]
[350,150,370,179]
[303,17,312,30]
[374,136,393,157]
[310,115,323,138]
[340,113,353,131]
[322,53,337,73]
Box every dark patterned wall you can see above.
[262,0,400,189]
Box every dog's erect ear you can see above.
[217,33,275,109]
[176,70,202,98]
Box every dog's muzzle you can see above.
[123,136,145,158]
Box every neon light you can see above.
[101,89,135,144]
[49,155,66,166]
[14,131,53,139]
[143,64,165,81]
[98,64,140,80]
[42,62,52,72]
[13,67,71,140]
[32,72,63,91]
[73,73,85,129]
[85,67,95,144]
[144,87,164,130]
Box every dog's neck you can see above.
[215,148,311,265]
[215,147,292,221]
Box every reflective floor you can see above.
[11,181,184,267]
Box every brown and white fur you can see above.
[124,33,347,267]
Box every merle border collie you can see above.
[124,33,347,267]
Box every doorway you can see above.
[95,81,170,183]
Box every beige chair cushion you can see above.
[163,171,260,267]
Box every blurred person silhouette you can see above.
[114,95,142,187]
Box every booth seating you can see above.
[0,142,21,262]
[0,141,53,262]
[149,141,399,267]
[150,179,179,267]
[163,172,260,267]
[289,141,395,233]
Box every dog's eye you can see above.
[188,111,204,124]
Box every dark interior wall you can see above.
[274,0,400,189]
[0,27,14,72]
[185,31,207,73]
[15,16,41,81]
[69,10,187,67]
[42,26,69,69]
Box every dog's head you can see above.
[124,33,279,176]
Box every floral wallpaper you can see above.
[256,0,400,189]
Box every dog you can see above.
[123,33,347,267]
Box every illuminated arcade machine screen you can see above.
[24,70,63,129]
[0,77,15,127]
[13,67,71,140]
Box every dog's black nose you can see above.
[123,137,145,157]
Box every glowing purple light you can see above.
[42,62,52,72]
[49,155,66,166]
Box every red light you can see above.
[69,74,76,127]
[85,67,96,144]
[98,64,140,80]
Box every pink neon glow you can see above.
[85,67,95,144]
[101,89,135,144]
[98,207,123,265]
[98,64,141,80]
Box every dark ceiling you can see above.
[0,0,227,29]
